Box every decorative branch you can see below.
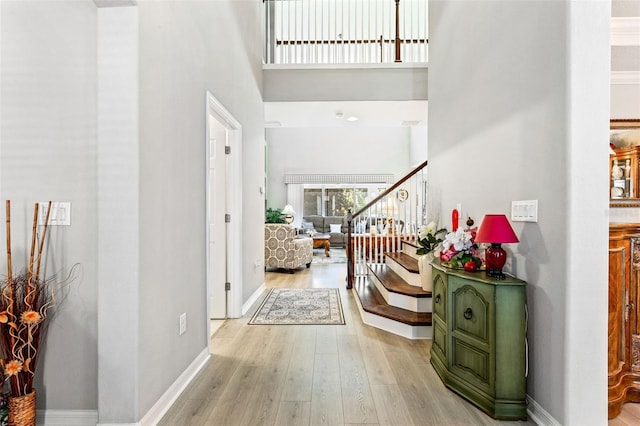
[35,202,52,284]
[5,201,13,308]
[26,203,39,309]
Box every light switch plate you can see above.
[511,200,538,222]
[38,202,71,226]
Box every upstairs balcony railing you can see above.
[264,0,428,65]
[346,160,428,288]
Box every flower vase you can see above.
[8,390,36,426]
[418,251,437,292]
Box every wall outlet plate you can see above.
[511,200,538,222]
[38,202,71,226]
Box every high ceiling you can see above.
[264,101,428,128]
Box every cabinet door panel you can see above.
[432,268,447,321]
[609,245,627,378]
[432,318,447,361]
[452,283,492,345]
[451,337,492,392]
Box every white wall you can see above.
[428,1,609,424]
[263,67,428,102]
[409,126,427,168]
[135,0,265,419]
[0,0,98,411]
[266,126,415,209]
[97,5,139,422]
[3,0,265,422]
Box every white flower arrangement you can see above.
[442,227,474,253]
[416,221,448,255]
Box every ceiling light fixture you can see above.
[346,116,359,122]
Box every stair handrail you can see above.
[347,159,428,288]
[352,160,427,220]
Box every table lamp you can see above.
[282,204,295,224]
[475,214,519,280]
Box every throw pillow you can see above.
[300,221,316,234]
[329,223,342,233]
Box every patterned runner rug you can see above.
[249,288,345,325]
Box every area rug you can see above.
[249,288,345,325]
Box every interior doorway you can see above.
[205,92,243,343]
[207,111,228,320]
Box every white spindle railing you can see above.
[264,0,428,65]
[347,161,428,288]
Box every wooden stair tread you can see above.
[369,264,431,298]
[353,277,432,326]
[385,252,419,273]
[401,239,420,249]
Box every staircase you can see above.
[345,159,431,339]
[351,239,432,339]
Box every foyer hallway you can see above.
[159,262,534,425]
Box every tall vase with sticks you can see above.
[0,201,55,426]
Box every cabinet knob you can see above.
[435,294,441,304]
[463,307,473,320]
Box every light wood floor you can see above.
[159,263,536,426]
[610,403,640,425]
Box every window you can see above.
[303,184,388,216]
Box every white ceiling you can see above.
[264,100,428,128]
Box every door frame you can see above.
[205,91,243,343]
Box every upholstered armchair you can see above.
[265,224,313,273]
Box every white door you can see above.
[208,113,228,319]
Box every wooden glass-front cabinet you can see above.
[430,260,527,420]
[610,148,640,200]
[608,224,640,418]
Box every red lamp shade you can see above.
[475,214,519,244]
[475,214,519,280]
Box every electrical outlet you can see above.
[179,313,187,335]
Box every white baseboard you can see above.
[38,409,98,426]
[527,394,560,426]
[138,348,210,426]
[242,282,266,315]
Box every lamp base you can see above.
[486,268,506,280]
[485,243,507,280]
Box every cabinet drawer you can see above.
[451,336,492,393]
[451,281,494,345]
[432,267,447,320]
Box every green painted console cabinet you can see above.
[430,260,527,420]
